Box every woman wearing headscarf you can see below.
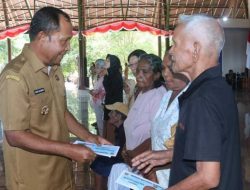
[103,54,123,142]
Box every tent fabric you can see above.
[83,21,171,36]
[0,24,30,40]
[0,21,171,41]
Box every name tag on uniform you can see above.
[34,88,45,95]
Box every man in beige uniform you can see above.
[0,6,109,190]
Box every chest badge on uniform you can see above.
[55,75,60,81]
[34,88,45,95]
[41,105,49,115]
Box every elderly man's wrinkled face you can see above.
[169,25,194,75]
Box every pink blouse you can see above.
[124,86,166,150]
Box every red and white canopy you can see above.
[0,21,171,41]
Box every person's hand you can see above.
[87,134,112,145]
[131,150,171,174]
[67,144,96,163]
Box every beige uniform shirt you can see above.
[0,44,74,190]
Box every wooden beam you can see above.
[164,0,170,51]
[243,0,249,18]
[1,4,239,10]
[119,0,125,20]
[24,0,33,18]
[157,0,162,58]
[78,0,87,89]
[124,0,130,19]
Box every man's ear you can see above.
[36,31,48,42]
[193,41,201,63]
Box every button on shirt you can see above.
[0,44,74,190]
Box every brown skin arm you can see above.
[142,161,220,190]
[65,110,111,145]
[4,110,111,163]
[4,130,96,163]
[167,161,220,190]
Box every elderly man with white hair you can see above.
[132,14,242,190]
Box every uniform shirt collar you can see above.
[22,44,58,74]
[179,65,221,104]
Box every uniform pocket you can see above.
[29,92,52,129]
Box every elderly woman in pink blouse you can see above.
[108,54,166,190]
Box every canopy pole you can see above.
[158,0,163,58]
[165,0,170,51]
[78,0,88,89]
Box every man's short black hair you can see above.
[29,6,71,41]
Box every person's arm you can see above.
[132,150,173,173]
[142,161,220,190]
[65,110,111,145]
[168,161,220,190]
[4,130,96,162]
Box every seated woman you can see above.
[90,102,128,190]
[131,52,190,188]
[108,54,166,190]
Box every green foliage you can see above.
[0,34,29,72]
[85,31,165,68]
[0,41,7,72]
[1,31,166,77]
[60,31,166,79]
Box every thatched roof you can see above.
[0,0,248,33]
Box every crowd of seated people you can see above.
[88,50,189,189]
[89,49,191,189]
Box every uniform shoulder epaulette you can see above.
[8,54,27,73]
[5,75,20,81]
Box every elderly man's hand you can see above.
[131,150,172,174]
